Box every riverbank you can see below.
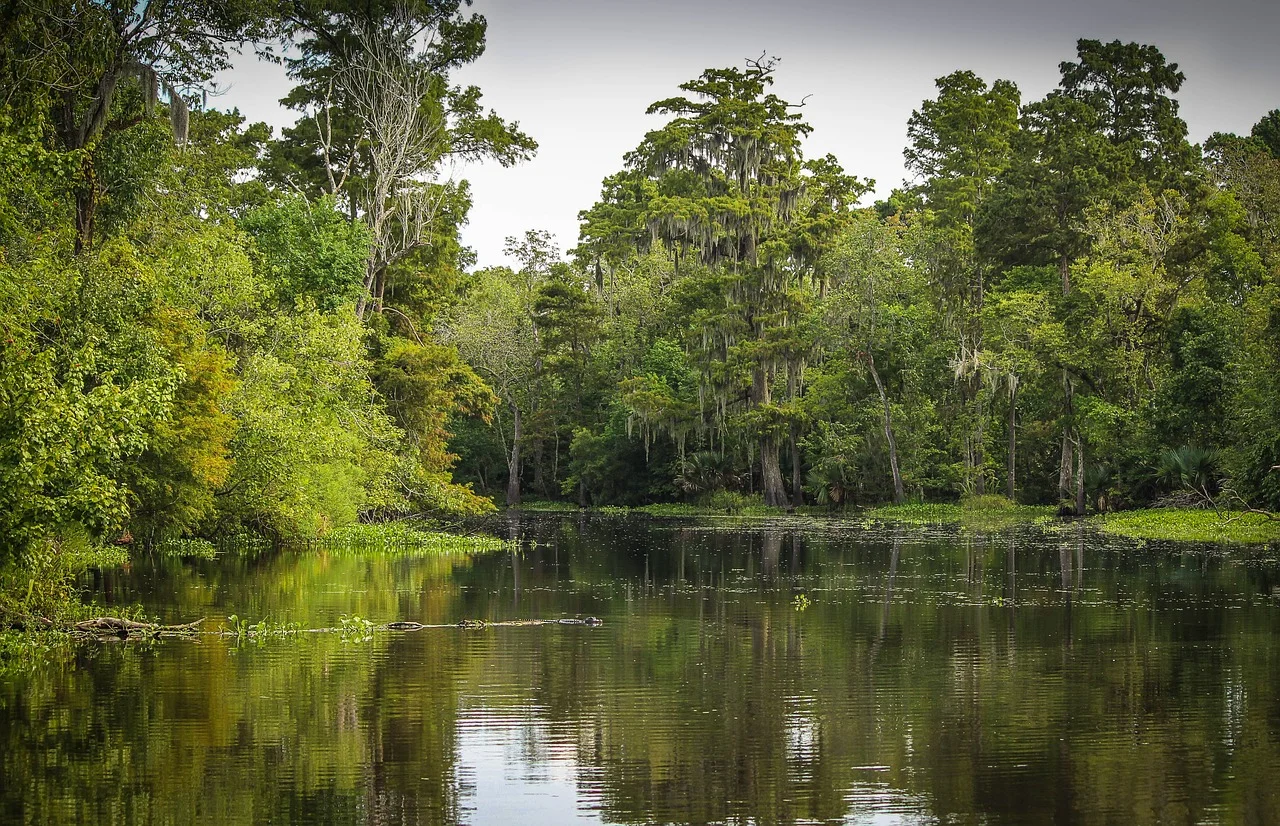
[0,535,138,628]
[515,496,1280,545]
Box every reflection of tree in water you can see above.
[5,515,1280,824]
[762,529,782,579]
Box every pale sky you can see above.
[216,0,1280,268]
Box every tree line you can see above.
[2,1,1278,566]
[446,45,1280,516]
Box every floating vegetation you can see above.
[152,538,219,560]
[1095,509,1280,545]
[337,614,376,642]
[224,615,302,639]
[296,522,514,554]
[514,500,581,513]
[517,500,789,518]
[867,497,1056,530]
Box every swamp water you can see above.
[2,513,1280,825]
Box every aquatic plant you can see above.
[152,538,219,560]
[1095,509,1280,545]
[338,614,376,642]
[301,522,513,554]
[867,496,1055,529]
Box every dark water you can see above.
[3,514,1280,825]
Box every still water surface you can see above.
[3,514,1280,825]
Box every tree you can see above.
[442,232,560,505]
[268,0,535,320]
[905,70,1020,493]
[1058,39,1196,191]
[624,57,816,508]
[822,213,932,503]
[978,84,1126,512]
[1,0,270,252]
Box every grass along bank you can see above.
[521,494,1280,546]
[517,493,1057,525]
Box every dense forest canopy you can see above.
[2,1,1279,565]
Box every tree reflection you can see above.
[3,515,1280,824]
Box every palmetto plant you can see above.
[674,451,740,498]
[1156,445,1219,505]
[805,457,856,507]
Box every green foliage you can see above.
[240,197,372,309]
[314,523,510,554]
[217,309,402,537]
[370,334,497,516]
[0,239,180,557]
[706,491,761,515]
[0,530,129,625]
[153,538,219,560]
[4,17,1280,558]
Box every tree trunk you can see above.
[1058,371,1074,506]
[1074,433,1086,516]
[1058,429,1074,507]
[787,361,803,509]
[868,354,905,504]
[74,181,96,255]
[750,361,787,508]
[1007,382,1018,500]
[761,437,788,508]
[974,404,986,496]
[506,403,522,507]
[373,266,387,313]
[972,262,986,496]
[1057,253,1079,512]
[789,423,804,510]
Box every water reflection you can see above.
[2,514,1280,825]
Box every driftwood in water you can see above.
[7,616,600,640]
[383,617,603,631]
[73,616,204,636]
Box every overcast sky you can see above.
[216,0,1280,268]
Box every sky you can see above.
[215,0,1280,268]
